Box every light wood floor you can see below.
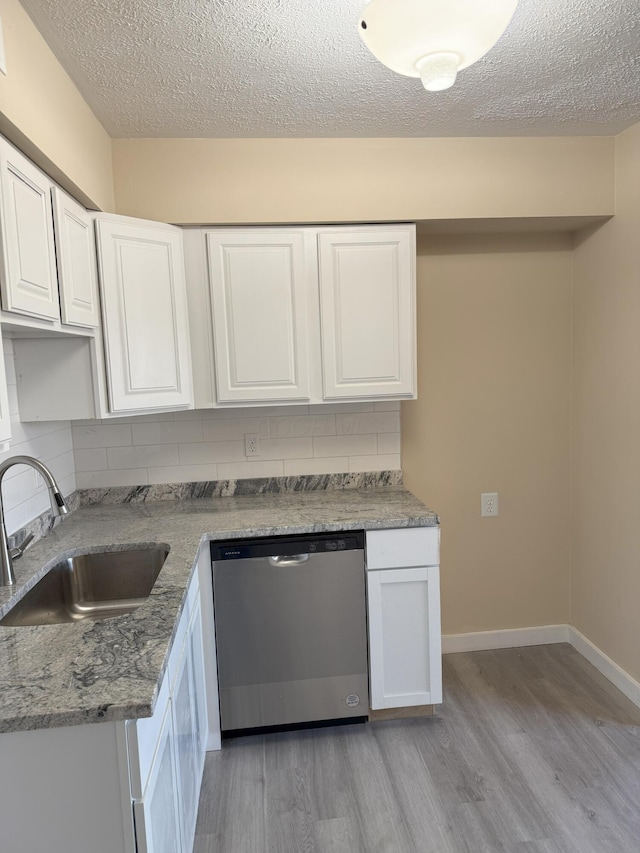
[193,644,640,852]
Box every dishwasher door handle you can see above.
[268,554,310,566]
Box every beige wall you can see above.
[112,137,615,224]
[0,0,114,210]
[572,122,640,681]
[403,233,573,635]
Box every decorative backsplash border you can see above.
[6,471,403,552]
[78,470,403,506]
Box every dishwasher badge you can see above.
[345,693,361,708]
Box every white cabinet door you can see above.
[96,217,193,413]
[173,633,200,853]
[0,140,60,320]
[189,599,208,760]
[133,702,182,853]
[367,565,442,709]
[52,187,100,327]
[318,227,416,399]
[128,570,207,853]
[206,230,312,402]
[172,597,207,853]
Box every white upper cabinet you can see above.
[96,216,193,413]
[52,187,100,328]
[0,139,60,321]
[318,227,416,399]
[187,224,416,408]
[206,230,312,403]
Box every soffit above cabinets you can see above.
[19,0,640,139]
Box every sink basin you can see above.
[0,547,169,626]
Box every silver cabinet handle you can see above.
[268,554,310,566]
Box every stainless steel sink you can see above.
[0,547,169,626]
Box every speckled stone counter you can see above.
[0,486,438,734]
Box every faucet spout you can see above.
[0,455,69,587]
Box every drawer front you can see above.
[366,527,439,570]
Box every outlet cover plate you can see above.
[481,492,499,517]
[245,433,260,456]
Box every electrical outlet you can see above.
[481,492,499,517]
[245,433,260,456]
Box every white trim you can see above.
[442,624,570,654]
[440,623,640,713]
[569,626,640,710]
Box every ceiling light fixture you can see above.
[358,0,519,92]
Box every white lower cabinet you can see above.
[133,701,182,853]
[129,579,208,853]
[0,568,211,853]
[366,527,442,710]
[173,602,206,853]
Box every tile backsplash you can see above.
[0,337,401,536]
[1,340,76,536]
[72,401,401,489]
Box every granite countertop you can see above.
[0,486,438,734]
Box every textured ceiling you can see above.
[19,0,640,138]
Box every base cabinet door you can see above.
[129,572,208,853]
[367,564,442,709]
[190,599,209,760]
[173,627,201,853]
[133,702,182,853]
[96,216,193,413]
[0,139,60,320]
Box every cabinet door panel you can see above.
[173,643,199,853]
[190,601,208,759]
[207,231,310,402]
[367,565,442,709]
[0,142,60,320]
[96,219,192,413]
[52,187,100,327]
[318,228,415,399]
[134,702,182,853]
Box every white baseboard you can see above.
[568,626,640,710]
[442,624,570,654]
[441,623,640,712]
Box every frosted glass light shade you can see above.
[358,0,518,90]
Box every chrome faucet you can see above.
[0,455,69,586]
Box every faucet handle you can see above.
[10,532,34,560]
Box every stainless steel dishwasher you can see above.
[211,530,369,735]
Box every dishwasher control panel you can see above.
[211,530,364,561]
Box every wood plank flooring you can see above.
[193,644,640,852]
